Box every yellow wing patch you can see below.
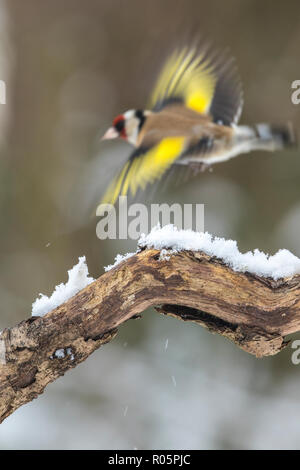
[98,137,185,208]
[149,46,217,114]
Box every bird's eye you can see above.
[113,116,125,133]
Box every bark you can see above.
[1,247,299,423]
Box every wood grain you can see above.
[1,248,299,423]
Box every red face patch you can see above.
[113,115,126,139]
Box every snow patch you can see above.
[66,347,75,361]
[104,252,135,272]
[159,248,175,261]
[138,224,300,280]
[54,349,65,359]
[32,256,95,317]
[31,226,300,320]
[50,347,75,361]
[105,224,300,280]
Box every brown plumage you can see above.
[137,105,233,146]
[98,42,296,208]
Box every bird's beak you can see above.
[101,127,119,140]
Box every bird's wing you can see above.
[98,115,237,208]
[98,136,186,206]
[149,43,243,126]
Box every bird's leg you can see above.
[189,161,210,175]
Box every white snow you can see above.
[104,252,135,272]
[159,249,172,261]
[50,347,75,361]
[31,226,300,319]
[106,224,300,280]
[139,224,300,280]
[32,256,95,317]
[66,347,75,361]
[54,349,65,359]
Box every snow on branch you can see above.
[1,225,300,423]
[107,224,300,279]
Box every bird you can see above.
[98,41,296,208]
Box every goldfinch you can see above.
[99,42,296,207]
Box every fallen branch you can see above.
[1,247,300,423]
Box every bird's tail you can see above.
[236,122,297,152]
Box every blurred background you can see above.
[0,0,300,449]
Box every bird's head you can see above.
[102,109,149,146]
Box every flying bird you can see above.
[99,42,296,208]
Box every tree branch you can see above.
[1,248,299,423]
